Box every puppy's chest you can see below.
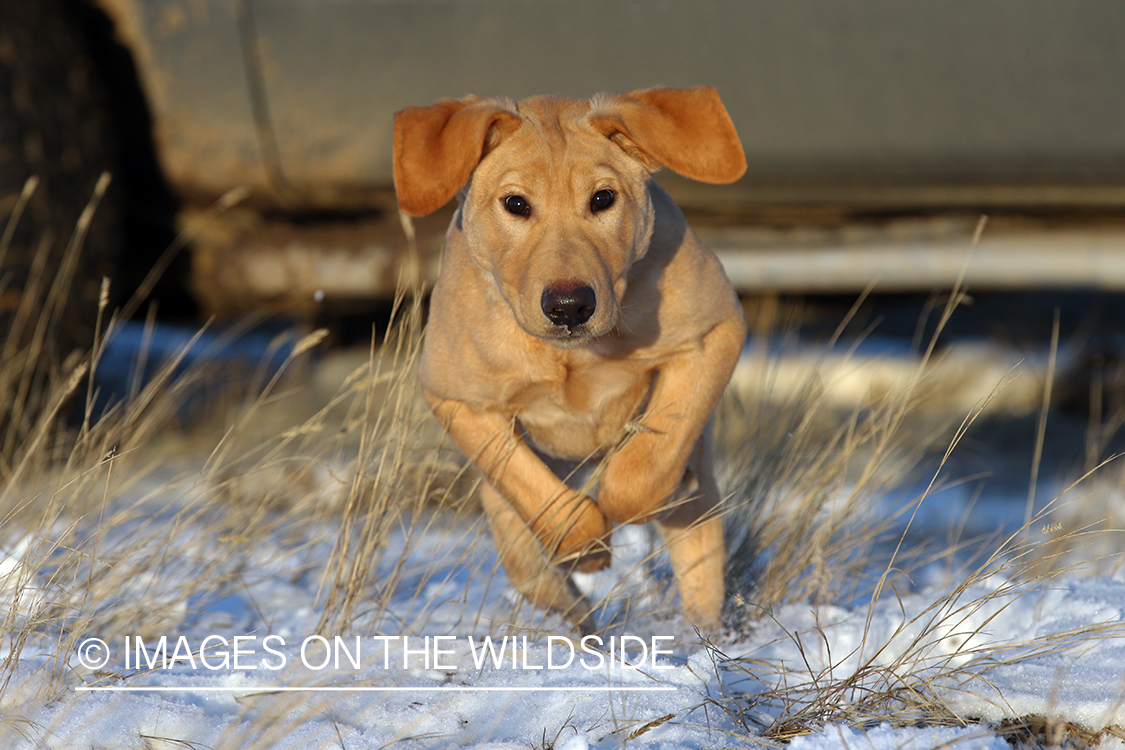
[505,359,653,459]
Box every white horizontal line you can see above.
[76,685,677,693]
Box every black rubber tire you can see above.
[0,0,121,450]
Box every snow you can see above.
[6,342,1125,749]
[788,724,1010,750]
[10,489,1125,749]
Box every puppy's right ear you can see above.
[393,97,521,216]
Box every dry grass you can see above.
[704,280,1125,743]
[721,285,975,618]
[4,194,1125,748]
[0,185,481,740]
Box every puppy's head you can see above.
[394,87,746,346]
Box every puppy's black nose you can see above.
[541,283,596,329]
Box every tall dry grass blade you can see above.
[1026,310,1059,528]
[79,276,112,442]
[5,363,88,488]
[0,175,39,267]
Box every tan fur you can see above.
[394,87,747,633]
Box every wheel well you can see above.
[67,0,198,321]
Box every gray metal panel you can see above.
[109,0,268,200]
[130,0,1125,207]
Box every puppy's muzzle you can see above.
[541,282,596,331]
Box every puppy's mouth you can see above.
[540,323,596,348]
[536,281,609,346]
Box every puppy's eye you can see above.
[590,189,615,214]
[503,195,531,217]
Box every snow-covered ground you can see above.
[4,332,1125,749]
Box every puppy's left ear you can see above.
[589,86,746,184]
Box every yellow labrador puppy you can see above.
[394,87,746,633]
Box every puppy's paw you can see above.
[554,505,613,573]
[543,495,611,562]
[572,547,612,573]
[566,529,613,573]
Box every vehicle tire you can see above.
[0,0,121,454]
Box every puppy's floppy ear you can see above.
[394,96,521,216]
[589,86,746,184]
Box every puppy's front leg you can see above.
[597,315,745,525]
[427,394,612,570]
[479,482,598,633]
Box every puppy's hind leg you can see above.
[655,438,727,633]
[479,482,597,634]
